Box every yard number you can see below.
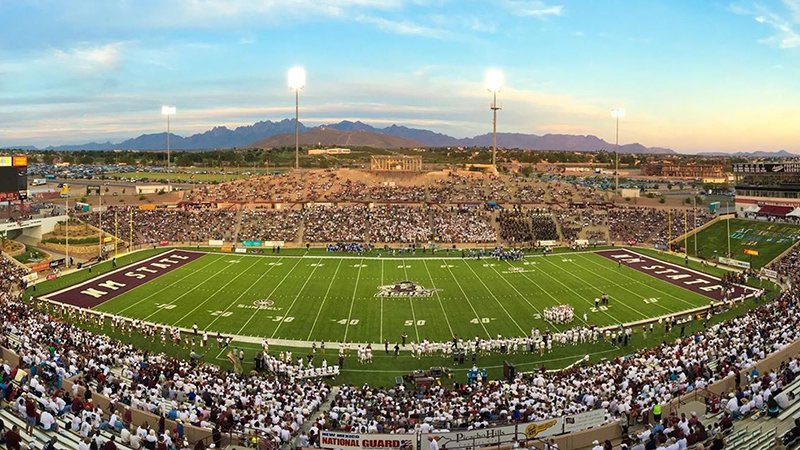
[336,319,360,325]
[404,320,426,326]
[590,306,609,312]
[209,310,233,317]
[643,297,660,304]
[155,303,176,310]
[470,317,494,324]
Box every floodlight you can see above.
[485,69,503,93]
[288,66,306,90]
[161,105,176,115]
[611,107,625,119]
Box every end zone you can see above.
[595,249,760,301]
[39,249,203,308]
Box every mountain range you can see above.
[3,118,795,156]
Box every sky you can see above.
[1,0,800,152]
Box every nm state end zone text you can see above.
[38,249,758,343]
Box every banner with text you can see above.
[320,431,416,450]
[436,418,563,449]
[718,256,751,269]
[562,409,606,434]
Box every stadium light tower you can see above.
[288,66,306,170]
[611,107,625,193]
[161,105,176,187]
[486,69,503,167]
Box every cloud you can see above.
[731,1,800,48]
[51,42,127,72]
[503,0,564,18]
[354,14,450,38]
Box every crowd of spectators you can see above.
[85,207,237,245]
[238,209,302,242]
[323,291,800,434]
[369,206,430,243]
[303,205,369,242]
[431,207,496,243]
[608,207,713,246]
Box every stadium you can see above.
[2,3,800,450]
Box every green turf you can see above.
[88,250,716,343]
[682,218,800,268]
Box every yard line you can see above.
[271,259,324,338]
[441,259,491,338]
[500,260,588,328]
[575,253,706,310]
[533,256,632,324]
[463,260,527,335]
[204,257,286,329]
[307,259,344,340]
[421,260,455,339]
[114,255,226,314]
[380,259,384,342]
[489,262,562,332]
[401,259,421,343]
[342,258,364,343]
[138,256,245,321]
[168,257,263,325]
[235,257,305,336]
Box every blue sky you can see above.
[1,0,800,152]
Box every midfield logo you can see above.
[375,281,437,298]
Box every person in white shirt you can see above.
[40,410,57,431]
[429,436,440,450]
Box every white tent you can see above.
[787,208,800,218]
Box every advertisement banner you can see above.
[22,273,39,283]
[138,204,156,210]
[436,418,562,449]
[761,268,779,280]
[743,248,759,256]
[537,240,558,247]
[208,239,224,246]
[242,240,263,247]
[562,409,606,434]
[320,431,416,450]
[159,240,170,246]
[234,248,247,253]
[263,240,286,247]
[46,273,58,280]
[718,256,751,269]
[0,156,11,167]
[49,258,65,268]
[12,156,27,167]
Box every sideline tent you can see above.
[757,205,793,217]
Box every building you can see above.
[308,148,351,155]
[641,161,725,179]
[370,155,422,172]
[733,162,800,212]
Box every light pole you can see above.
[288,66,306,170]
[486,69,503,168]
[161,105,176,187]
[611,107,625,194]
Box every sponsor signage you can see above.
[139,204,156,210]
[718,257,751,269]
[733,163,800,173]
[436,419,562,450]
[562,409,606,434]
[537,240,558,247]
[46,273,58,281]
[208,239,224,246]
[761,268,778,279]
[242,240,263,247]
[49,258,66,268]
[22,273,39,283]
[234,247,247,253]
[263,240,285,247]
[159,240,170,246]
[0,156,11,167]
[320,432,416,450]
[12,155,27,167]
[743,248,759,256]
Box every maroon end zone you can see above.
[595,249,759,301]
[40,249,203,308]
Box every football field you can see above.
[684,218,800,268]
[39,248,758,345]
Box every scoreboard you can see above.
[0,155,28,201]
